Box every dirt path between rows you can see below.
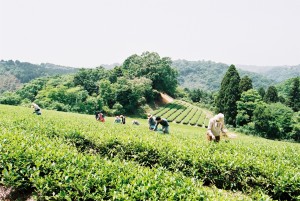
[0,186,34,201]
[160,93,174,104]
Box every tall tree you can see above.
[190,89,202,102]
[287,77,300,112]
[264,86,279,103]
[236,89,262,126]
[122,52,178,96]
[73,67,108,95]
[216,64,241,126]
[239,76,253,93]
[258,87,265,99]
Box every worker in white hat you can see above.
[206,113,226,142]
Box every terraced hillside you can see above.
[153,100,212,127]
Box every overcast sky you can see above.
[1,0,300,68]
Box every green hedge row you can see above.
[154,101,179,117]
[162,102,185,119]
[153,102,174,116]
[175,105,194,123]
[197,112,206,127]
[166,104,187,122]
[182,107,198,125]
[189,109,203,126]
[204,117,210,128]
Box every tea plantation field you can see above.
[1,104,300,200]
[153,100,212,127]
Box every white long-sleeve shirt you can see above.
[207,117,225,137]
[32,103,40,111]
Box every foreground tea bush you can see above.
[0,121,257,200]
[2,105,299,199]
[30,112,298,199]
[66,130,300,200]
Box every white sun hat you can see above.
[215,113,224,121]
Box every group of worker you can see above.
[147,112,226,141]
[32,102,226,142]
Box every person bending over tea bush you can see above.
[154,116,169,134]
[206,113,227,142]
[32,102,41,115]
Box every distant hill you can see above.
[0,60,79,93]
[2,58,299,94]
[237,64,300,83]
[236,64,277,73]
[262,65,300,83]
[172,60,275,91]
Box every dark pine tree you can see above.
[239,76,253,93]
[264,86,279,103]
[216,64,241,126]
[287,77,300,112]
[258,87,266,99]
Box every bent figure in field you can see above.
[154,116,169,134]
[132,120,140,125]
[114,116,121,123]
[206,113,227,142]
[95,111,100,120]
[98,112,105,122]
[120,115,126,124]
[95,111,105,122]
[147,114,156,130]
[32,103,41,115]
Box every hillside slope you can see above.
[172,60,289,91]
[0,60,78,93]
[262,65,300,83]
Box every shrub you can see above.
[253,102,293,140]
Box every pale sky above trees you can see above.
[0,0,299,68]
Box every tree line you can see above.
[215,65,300,142]
[0,55,299,142]
[0,52,178,116]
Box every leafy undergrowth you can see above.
[2,105,300,200]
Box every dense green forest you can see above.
[2,59,299,94]
[0,52,178,116]
[0,60,78,93]
[1,54,299,142]
[214,65,300,142]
